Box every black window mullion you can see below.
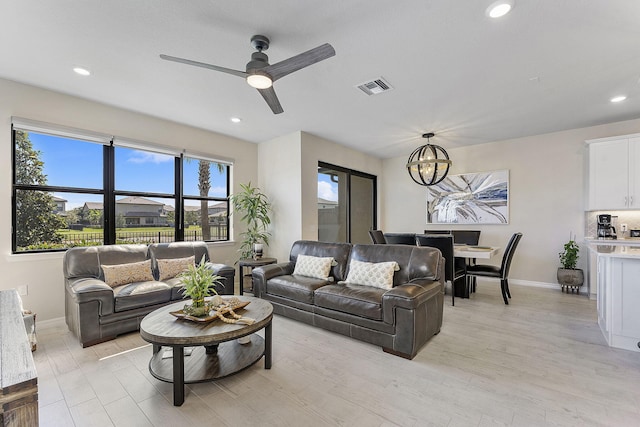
[175,156,184,241]
[104,144,116,245]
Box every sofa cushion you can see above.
[343,260,399,290]
[101,260,154,288]
[157,256,195,281]
[266,275,331,304]
[293,254,335,281]
[315,284,385,321]
[112,281,171,312]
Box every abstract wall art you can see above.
[426,170,509,224]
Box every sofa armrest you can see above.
[251,262,295,297]
[205,262,236,295]
[382,279,443,324]
[66,278,115,316]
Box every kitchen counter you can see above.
[588,243,640,259]
[587,240,640,353]
[585,237,640,245]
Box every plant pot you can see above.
[557,268,584,294]
[253,243,263,260]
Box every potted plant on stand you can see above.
[231,182,272,260]
[557,237,584,294]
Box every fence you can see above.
[59,225,227,246]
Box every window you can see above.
[317,162,376,244]
[11,119,231,253]
[182,157,230,242]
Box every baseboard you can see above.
[509,279,558,290]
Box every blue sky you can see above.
[317,171,338,201]
[28,133,228,210]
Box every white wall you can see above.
[0,78,258,320]
[257,132,303,263]
[259,131,383,262]
[382,118,640,286]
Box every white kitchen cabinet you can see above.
[610,257,640,352]
[587,135,640,210]
[590,243,640,353]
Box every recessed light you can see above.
[611,95,627,103]
[73,67,91,76]
[230,117,242,123]
[486,0,514,18]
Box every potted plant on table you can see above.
[180,255,224,317]
[557,236,584,293]
[231,182,272,260]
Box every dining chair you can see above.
[451,230,481,245]
[451,230,481,292]
[368,230,387,244]
[465,232,523,305]
[383,233,417,245]
[423,229,451,234]
[416,234,466,306]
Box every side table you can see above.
[238,257,277,295]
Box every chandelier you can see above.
[406,133,451,186]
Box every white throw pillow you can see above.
[343,259,400,290]
[157,256,195,281]
[293,254,334,281]
[101,259,154,288]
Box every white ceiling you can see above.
[2,1,640,158]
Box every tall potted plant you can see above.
[557,237,584,293]
[231,182,272,260]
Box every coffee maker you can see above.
[597,214,617,239]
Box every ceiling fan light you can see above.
[247,74,272,89]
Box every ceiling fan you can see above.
[160,35,335,114]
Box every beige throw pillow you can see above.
[102,259,154,288]
[293,254,334,281]
[342,259,400,290]
[157,256,196,281]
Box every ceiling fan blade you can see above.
[264,43,335,82]
[257,87,284,114]
[160,54,248,78]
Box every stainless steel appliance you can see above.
[597,214,617,239]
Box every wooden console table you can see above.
[0,290,38,426]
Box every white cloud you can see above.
[127,151,173,164]
[318,181,338,201]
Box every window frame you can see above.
[11,120,232,253]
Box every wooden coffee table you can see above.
[139,296,273,406]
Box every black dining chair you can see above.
[451,230,481,245]
[383,233,417,245]
[451,230,482,292]
[424,229,451,235]
[368,230,387,244]
[465,233,523,305]
[416,234,466,306]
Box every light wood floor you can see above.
[35,283,640,427]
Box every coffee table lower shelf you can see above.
[148,334,265,384]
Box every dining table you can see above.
[452,244,500,298]
[453,244,499,259]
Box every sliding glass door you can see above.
[317,162,376,244]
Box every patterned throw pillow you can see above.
[157,256,196,281]
[101,259,154,288]
[293,254,334,281]
[342,259,400,290]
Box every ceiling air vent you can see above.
[356,77,393,96]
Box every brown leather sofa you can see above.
[252,240,444,359]
[64,241,235,347]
